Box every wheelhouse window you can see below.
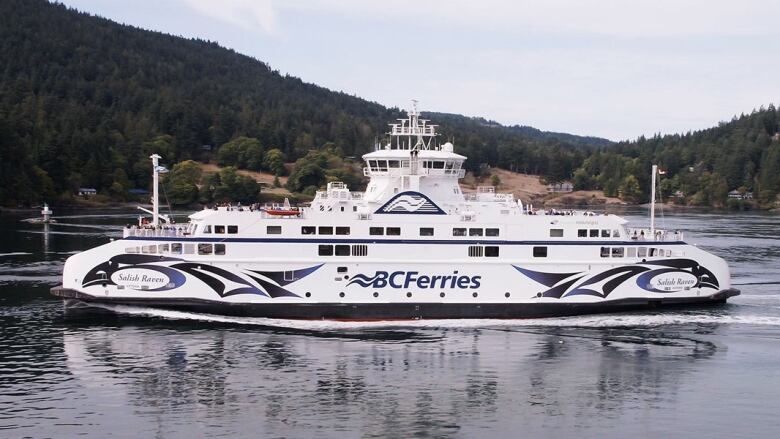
[336,227,350,235]
[550,229,564,238]
[386,227,401,236]
[533,246,548,258]
[453,228,467,237]
[302,226,316,235]
[267,226,282,235]
[319,226,333,235]
[485,228,500,237]
[370,227,384,236]
[420,227,434,236]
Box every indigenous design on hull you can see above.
[375,191,446,215]
[514,259,719,299]
[81,254,322,298]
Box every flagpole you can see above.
[150,154,161,227]
[650,164,657,239]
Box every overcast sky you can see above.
[61,0,780,141]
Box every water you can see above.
[1,207,779,438]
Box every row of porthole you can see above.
[303,292,513,298]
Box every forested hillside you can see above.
[0,0,604,206]
[574,107,780,208]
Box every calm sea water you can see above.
[1,207,779,438]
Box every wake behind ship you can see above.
[51,105,739,320]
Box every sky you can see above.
[60,0,780,141]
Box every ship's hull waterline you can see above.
[51,286,739,321]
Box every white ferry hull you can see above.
[51,239,739,320]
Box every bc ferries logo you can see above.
[347,271,481,289]
[375,191,445,215]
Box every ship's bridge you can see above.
[360,102,467,204]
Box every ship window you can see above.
[486,228,500,237]
[533,246,547,258]
[336,226,350,235]
[215,225,225,234]
[589,229,599,237]
[601,229,611,238]
[142,245,156,254]
[337,266,348,273]
[267,226,282,234]
[453,228,467,236]
[376,160,388,171]
[550,229,564,238]
[638,247,647,257]
[318,245,333,256]
[600,247,610,257]
[612,247,624,257]
[171,243,182,254]
[198,243,213,255]
[370,227,384,236]
[485,246,500,257]
[215,244,226,255]
[627,247,637,257]
[319,226,333,235]
[578,229,587,237]
[227,225,238,234]
[432,161,445,169]
[613,229,621,238]
[666,249,672,257]
[388,160,400,168]
[184,244,195,254]
[302,226,316,235]
[160,244,169,253]
[469,228,483,237]
[386,227,401,236]
[468,246,484,257]
[126,247,138,253]
[203,225,212,234]
[420,227,434,236]
[352,244,368,256]
[368,160,377,170]
[335,245,350,256]
[650,248,658,257]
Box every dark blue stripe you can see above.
[124,236,687,246]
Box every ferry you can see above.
[51,105,739,320]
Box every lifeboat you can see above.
[263,208,300,216]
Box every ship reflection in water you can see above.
[60,313,726,437]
